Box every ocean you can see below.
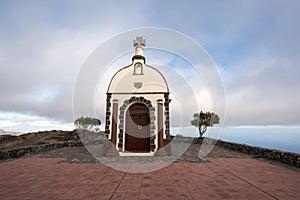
[171,126,300,154]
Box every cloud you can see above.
[0,0,300,132]
[0,1,151,123]
[0,111,73,133]
[223,56,300,125]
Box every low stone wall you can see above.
[0,141,83,160]
[2,134,300,168]
[214,139,300,167]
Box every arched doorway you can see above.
[125,103,150,152]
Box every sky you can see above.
[0,0,299,133]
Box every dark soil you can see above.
[0,130,79,150]
[0,131,250,163]
[1,131,298,172]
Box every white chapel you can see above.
[104,37,171,155]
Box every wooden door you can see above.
[125,103,150,152]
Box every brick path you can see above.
[0,157,299,199]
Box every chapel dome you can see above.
[107,62,169,93]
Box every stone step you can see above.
[105,146,119,157]
[154,148,168,157]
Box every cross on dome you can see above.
[133,36,146,58]
[133,36,145,48]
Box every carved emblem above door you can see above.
[134,82,142,89]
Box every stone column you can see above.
[105,93,112,138]
[164,93,171,138]
[157,99,164,149]
[111,100,119,145]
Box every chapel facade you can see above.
[104,37,171,155]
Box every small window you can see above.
[134,63,143,75]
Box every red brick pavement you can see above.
[0,157,299,199]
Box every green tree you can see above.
[74,116,101,130]
[191,111,220,138]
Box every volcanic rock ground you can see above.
[1,131,300,199]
